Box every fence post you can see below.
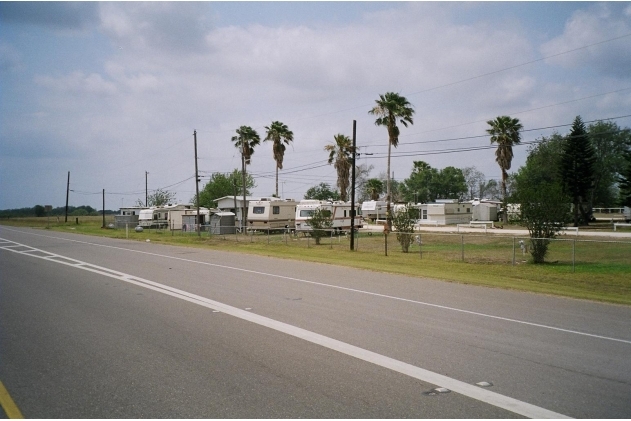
[572,239,576,273]
[461,235,464,262]
[512,237,515,266]
[267,227,270,245]
[126,223,129,240]
[419,233,422,259]
[330,230,333,250]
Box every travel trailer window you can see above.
[253,207,265,214]
[300,210,314,217]
[273,206,280,214]
[422,210,428,219]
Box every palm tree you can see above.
[324,134,356,202]
[366,178,383,201]
[231,126,261,230]
[264,121,294,198]
[369,92,414,229]
[486,115,523,223]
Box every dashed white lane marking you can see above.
[1,236,570,419]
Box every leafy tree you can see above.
[197,170,255,208]
[307,207,333,245]
[560,116,596,226]
[391,205,416,253]
[324,134,356,202]
[264,121,294,198]
[400,161,437,203]
[462,167,486,200]
[400,162,467,203]
[355,163,374,202]
[365,178,384,201]
[434,166,467,201]
[487,115,523,222]
[618,146,631,207]
[34,205,45,217]
[478,179,501,200]
[369,92,414,228]
[587,121,631,207]
[137,189,176,207]
[514,139,572,264]
[304,183,340,201]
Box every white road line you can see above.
[0,238,570,419]
[2,229,629,345]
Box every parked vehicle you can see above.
[360,200,388,221]
[138,204,207,229]
[295,200,363,234]
[247,198,297,231]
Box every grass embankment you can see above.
[2,216,630,305]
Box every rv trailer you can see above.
[138,204,203,229]
[361,200,388,222]
[295,200,363,235]
[247,198,297,231]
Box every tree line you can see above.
[0,205,116,218]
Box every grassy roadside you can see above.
[2,216,630,305]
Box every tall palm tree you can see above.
[369,92,414,229]
[231,125,261,165]
[231,126,260,230]
[264,121,294,198]
[486,115,523,223]
[324,134,356,202]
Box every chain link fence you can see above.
[119,223,631,272]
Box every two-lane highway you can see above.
[1,227,630,418]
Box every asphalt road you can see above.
[1,226,630,418]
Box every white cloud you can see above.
[0,42,23,73]
[540,3,631,79]
[35,71,118,95]
[3,2,631,209]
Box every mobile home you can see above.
[138,204,199,229]
[420,200,472,225]
[247,198,297,230]
[295,200,363,234]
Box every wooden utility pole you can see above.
[145,171,148,207]
[65,171,70,222]
[102,189,105,228]
[241,138,247,234]
[194,130,201,237]
[350,120,357,251]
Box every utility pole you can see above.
[102,189,105,228]
[65,171,70,222]
[145,171,148,207]
[194,130,201,237]
[350,120,357,251]
[241,137,247,234]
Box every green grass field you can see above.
[2,216,631,305]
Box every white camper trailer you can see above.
[138,204,199,229]
[247,198,297,231]
[361,200,388,222]
[295,200,363,234]
[139,207,168,228]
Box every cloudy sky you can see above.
[1,1,631,210]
